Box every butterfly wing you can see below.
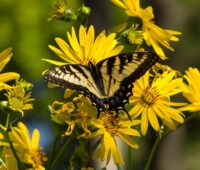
[97,52,159,110]
[44,64,102,98]
[44,52,159,118]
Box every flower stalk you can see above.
[49,134,75,170]
[145,112,199,170]
[5,113,25,170]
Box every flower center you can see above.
[10,97,24,109]
[142,87,158,106]
[101,113,119,135]
[31,148,47,168]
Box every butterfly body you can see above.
[44,52,159,118]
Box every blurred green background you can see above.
[0,0,200,169]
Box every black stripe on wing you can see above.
[44,64,107,114]
[97,52,159,85]
[96,52,159,115]
[122,52,159,85]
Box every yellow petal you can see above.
[9,130,27,148]
[113,22,128,32]
[0,82,12,91]
[54,38,80,63]
[141,108,149,136]
[111,0,127,9]
[117,132,139,149]
[152,105,176,130]
[106,45,124,58]
[0,73,20,83]
[147,108,160,131]
[85,25,95,58]
[161,104,184,123]
[105,133,124,164]
[129,103,144,118]
[42,58,67,66]
[16,122,31,147]
[64,89,75,99]
[67,27,83,59]
[147,30,166,59]
[118,127,140,137]
[31,129,40,148]
[0,48,13,72]
[79,25,87,47]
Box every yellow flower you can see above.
[111,0,181,59]
[180,67,200,112]
[9,122,47,170]
[45,25,123,65]
[84,113,140,165]
[129,71,185,136]
[48,0,76,21]
[5,80,34,116]
[153,63,182,78]
[50,96,96,137]
[75,96,97,137]
[0,148,18,170]
[127,24,143,45]
[50,100,76,136]
[0,48,20,90]
[51,100,75,124]
[0,131,9,147]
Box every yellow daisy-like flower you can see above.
[180,67,200,112]
[49,0,67,21]
[51,100,75,124]
[0,131,9,147]
[127,24,143,45]
[48,0,76,21]
[5,80,34,116]
[111,0,181,59]
[9,122,47,170]
[45,25,123,65]
[0,48,20,91]
[0,148,18,170]
[84,113,140,165]
[50,96,96,137]
[129,71,185,136]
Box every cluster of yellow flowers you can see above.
[0,48,46,170]
[0,0,200,169]
[43,0,200,167]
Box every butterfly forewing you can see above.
[44,64,102,98]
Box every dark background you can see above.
[0,0,200,169]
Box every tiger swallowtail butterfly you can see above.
[44,52,159,119]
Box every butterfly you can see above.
[44,52,159,119]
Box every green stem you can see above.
[6,131,25,170]
[145,112,198,170]
[46,132,60,170]
[116,163,121,170]
[5,113,25,170]
[5,112,10,129]
[128,146,132,170]
[49,136,74,170]
[135,44,141,51]
[144,136,160,170]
